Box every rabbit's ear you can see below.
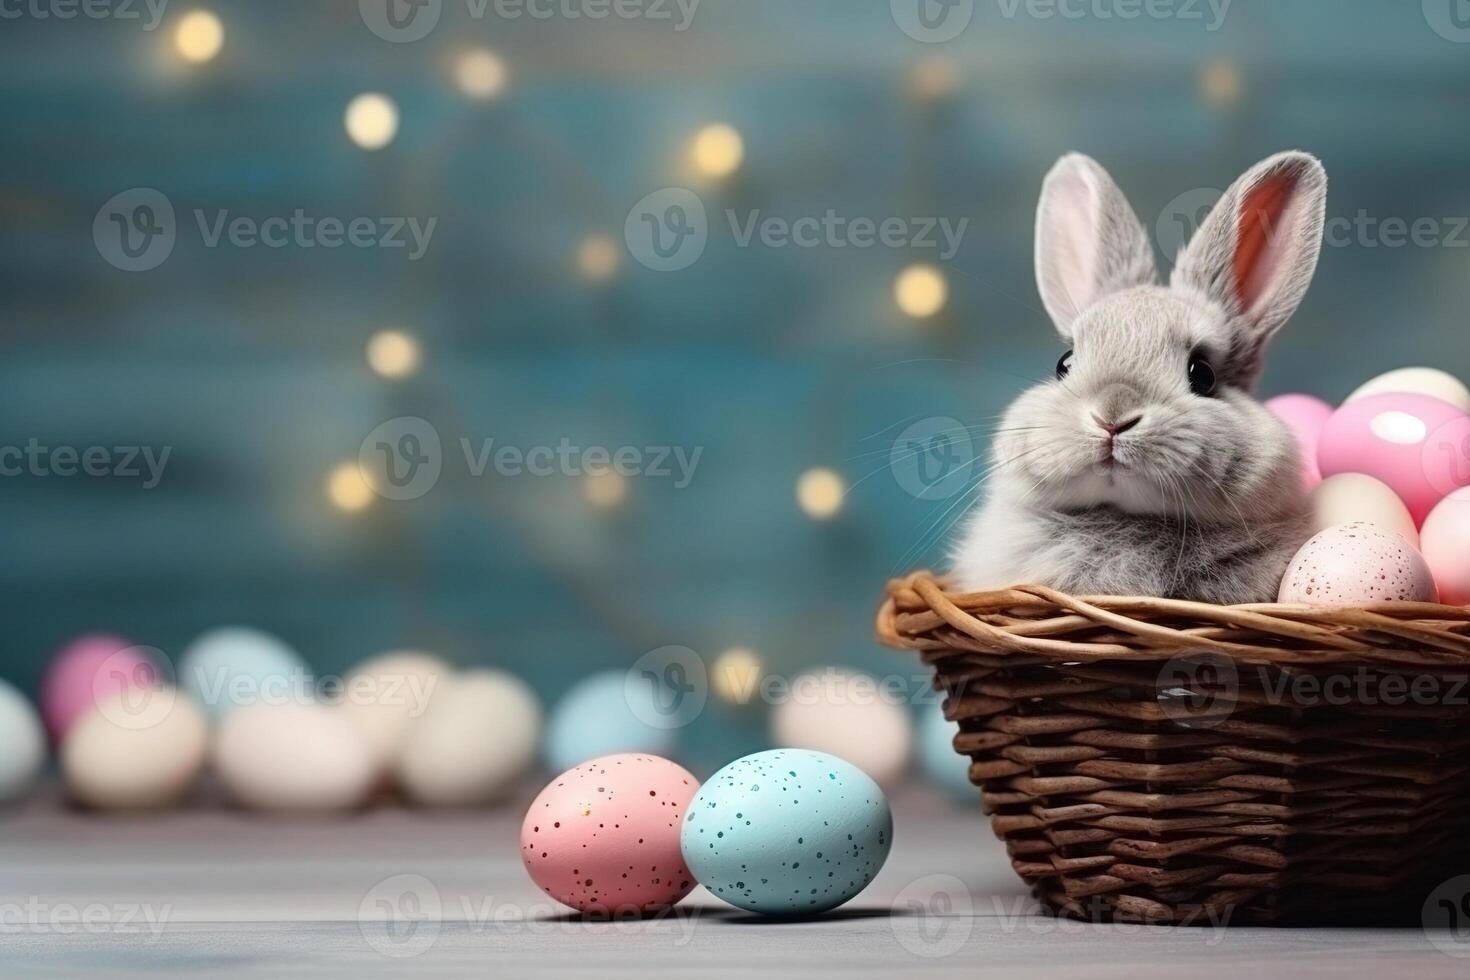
[1035,154,1159,337]
[1171,152,1327,364]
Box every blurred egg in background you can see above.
[0,679,45,803]
[398,669,541,807]
[545,670,677,774]
[62,688,206,810]
[338,651,451,779]
[178,626,306,722]
[41,636,157,742]
[214,702,375,813]
[769,670,913,786]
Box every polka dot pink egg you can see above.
[1279,522,1438,606]
[521,753,698,914]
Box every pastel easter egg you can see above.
[1278,523,1438,606]
[1265,394,1335,489]
[215,702,375,812]
[1316,393,1470,525]
[681,749,893,915]
[769,670,912,786]
[521,753,698,913]
[544,671,676,774]
[178,627,308,722]
[1346,367,1470,414]
[916,704,974,801]
[1308,473,1419,546]
[338,651,451,777]
[397,669,541,807]
[0,679,45,803]
[41,635,160,742]
[1420,488,1470,605]
[61,687,207,810]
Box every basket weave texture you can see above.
[877,571,1470,925]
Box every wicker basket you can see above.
[877,571,1470,925]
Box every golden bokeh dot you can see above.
[174,9,224,64]
[908,56,960,102]
[456,48,507,100]
[576,233,621,283]
[712,648,764,705]
[583,469,628,510]
[1199,59,1243,108]
[366,330,421,379]
[690,123,745,180]
[328,463,374,513]
[796,468,845,520]
[894,264,949,319]
[345,93,399,151]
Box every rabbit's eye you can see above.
[1188,355,1217,396]
[1056,350,1073,380]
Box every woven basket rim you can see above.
[877,570,1470,668]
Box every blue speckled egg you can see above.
[917,705,976,801]
[545,671,676,773]
[681,749,892,915]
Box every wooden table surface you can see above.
[2,784,1465,978]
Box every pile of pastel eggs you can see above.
[1267,366,1470,605]
[0,629,546,813]
[520,748,893,917]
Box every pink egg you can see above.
[1317,393,1470,525]
[1420,488,1470,606]
[521,754,698,914]
[41,635,160,742]
[1279,522,1438,606]
[1265,394,1334,489]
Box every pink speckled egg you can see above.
[1420,488,1470,606]
[1317,393,1470,526]
[521,754,699,914]
[1265,394,1334,489]
[41,635,160,742]
[1279,522,1438,606]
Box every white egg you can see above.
[770,669,914,786]
[1309,473,1419,546]
[1279,522,1438,606]
[397,669,541,806]
[61,687,206,809]
[0,679,45,802]
[215,702,375,811]
[337,651,450,777]
[1346,367,1470,414]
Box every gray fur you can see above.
[951,153,1326,603]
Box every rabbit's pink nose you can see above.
[1092,413,1141,437]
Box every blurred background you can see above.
[4,0,1470,772]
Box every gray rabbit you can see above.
[951,152,1327,603]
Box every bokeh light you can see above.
[344,94,399,151]
[327,464,374,513]
[1199,59,1243,108]
[894,264,949,319]
[712,648,763,705]
[796,468,845,520]
[366,330,421,379]
[583,469,628,510]
[456,49,508,100]
[690,123,745,180]
[174,10,224,64]
[576,233,621,283]
[908,56,960,102]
